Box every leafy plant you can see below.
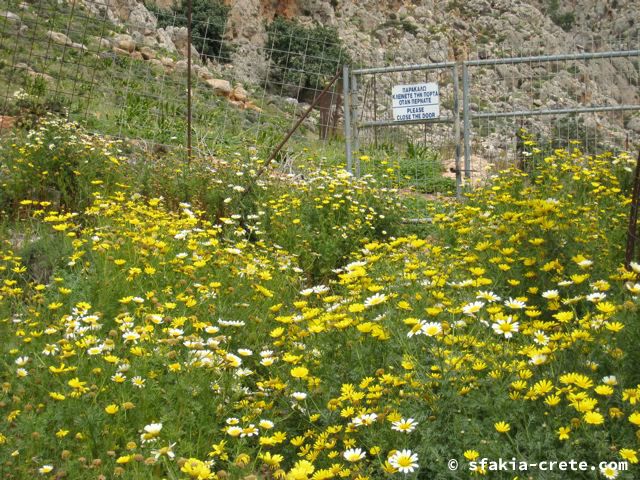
[147,0,232,62]
[400,141,455,194]
[547,0,576,31]
[265,17,349,100]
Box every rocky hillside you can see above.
[2,0,638,152]
[82,0,640,76]
[87,0,639,137]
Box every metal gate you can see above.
[462,50,640,175]
[344,62,462,197]
[344,49,640,198]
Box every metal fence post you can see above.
[453,63,461,199]
[462,62,471,179]
[343,65,353,173]
[351,71,360,177]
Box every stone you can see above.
[197,67,214,81]
[173,59,188,72]
[113,33,136,53]
[155,28,177,53]
[205,78,232,96]
[130,51,143,61]
[71,42,88,51]
[139,46,156,60]
[28,70,53,83]
[165,26,190,56]
[160,56,175,67]
[628,116,640,133]
[148,58,164,68]
[112,46,131,57]
[82,0,157,33]
[96,37,111,51]
[231,85,249,102]
[47,30,73,46]
[1,11,20,24]
[141,34,159,49]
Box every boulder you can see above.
[197,67,214,81]
[160,56,175,68]
[95,37,111,51]
[47,30,73,46]
[139,46,156,60]
[112,47,131,57]
[1,11,20,24]
[205,78,232,96]
[231,85,249,102]
[82,0,157,33]
[628,116,640,133]
[155,28,177,53]
[113,33,136,53]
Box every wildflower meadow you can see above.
[1,117,639,479]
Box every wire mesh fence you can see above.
[344,48,640,196]
[462,50,640,177]
[0,0,347,159]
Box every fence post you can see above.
[453,63,461,199]
[625,149,640,269]
[186,0,193,162]
[343,65,353,173]
[462,62,471,179]
[351,71,360,177]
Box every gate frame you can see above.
[344,49,640,200]
[344,62,462,198]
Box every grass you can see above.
[1,4,640,479]
[0,113,639,479]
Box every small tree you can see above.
[266,17,349,100]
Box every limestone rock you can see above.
[82,0,157,33]
[155,28,177,53]
[47,30,73,47]
[139,46,156,60]
[205,79,232,96]
[113,33,136,53]
[1,11,20,24]
[112,47,131,57]
[628,116,640,133]
[231,85,249,102]
[160,56,175,68]
[197,67,214,81]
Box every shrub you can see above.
[265,17,349,100]
[147,0,232,62]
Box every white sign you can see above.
[391,82,439,122]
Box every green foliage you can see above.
[400,142,456,194]
[547,0,576,31]
[0,117,124,216]
[266,17,349,99]
[5,77,67,128]
[147,0,232,61]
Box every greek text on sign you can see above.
[391,82,439,121]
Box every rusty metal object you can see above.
[625,148,640,269]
